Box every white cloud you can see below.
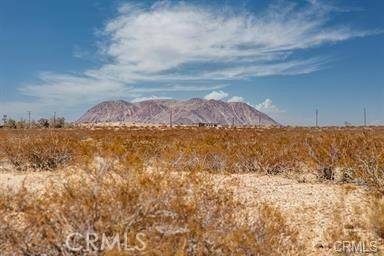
[204,90,229,100]
[227,96,245,103]
[7,1,378,118]
[131,95,172,103]
[227,96,283,115]
[95,1,371,82]
[255,98,284,113]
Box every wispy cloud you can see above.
[9,0,378,117]
[97,1,369,80]
[20,73,227,104]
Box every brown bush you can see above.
[0,132,77,171]
[0,126,383,191]
[1,126,384,254]
[0,165,300,255]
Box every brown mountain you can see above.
[77,98,279,126]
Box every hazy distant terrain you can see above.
[77,98,279,125]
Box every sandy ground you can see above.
[0,168,381,255]
[215,174,377,255]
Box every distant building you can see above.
[197,122,219,127]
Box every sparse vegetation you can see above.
[0,132,78,171]
[0,126,383,254]
[0,163,301,255]
[1,127,383,188]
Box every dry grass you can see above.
[0,164,301,255]
[0,126,383,254]
[1,127,383,188]
[0,132,78,171]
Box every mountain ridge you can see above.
[77,99,279,126]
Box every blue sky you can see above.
[0,0,383,125]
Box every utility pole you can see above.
[232,117,235,127]
[315,109,319,127]
[27,111,31,129]
[53,112,56,128]
[364,108,367,126]
[259,115,261,126]
[169,109,173,128]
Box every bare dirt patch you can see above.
[217,174,376,255]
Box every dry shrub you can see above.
[2,127,383,254]
[0,132,77,171]
[1,126,384,189]
[305,130,384,185]
[353,140,384,193]
[0,165,300,255]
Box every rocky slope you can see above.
[77,98,279,125]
